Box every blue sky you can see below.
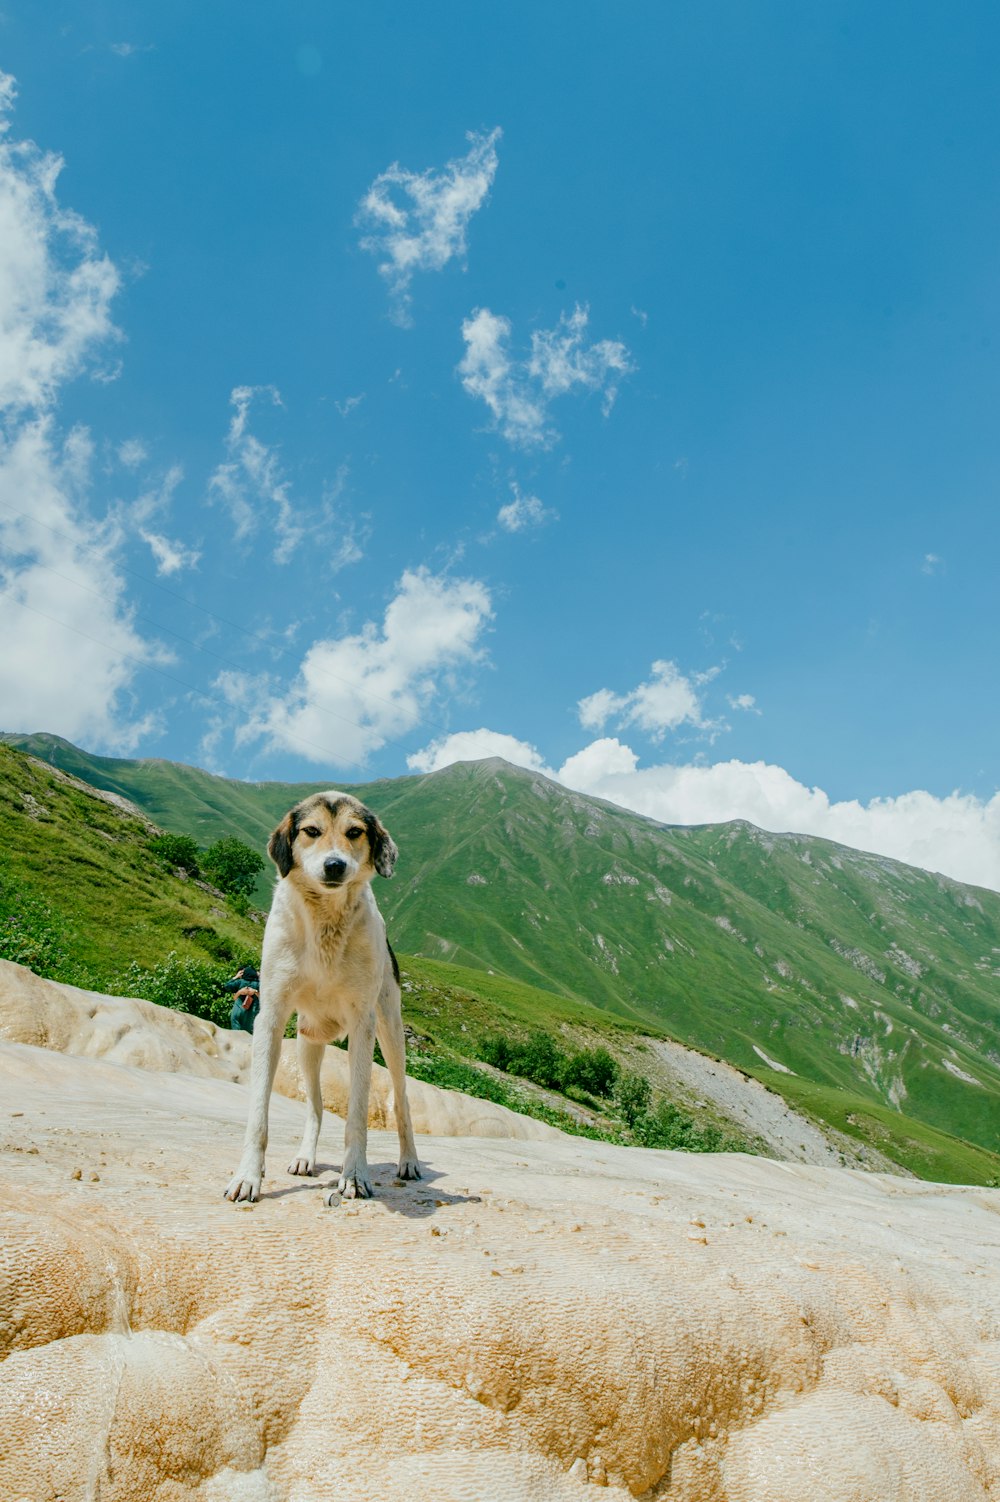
[1,2,999,887]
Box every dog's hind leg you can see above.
[288,1035,325,1177]
[335,1009,376,1200]
[376,981,421,1182]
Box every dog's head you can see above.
[267,792,398,890]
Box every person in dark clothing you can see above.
[222,964,260,1033]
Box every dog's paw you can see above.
[337,1170,373,1200]
[287,1156,316,1177]
[224,1172,261,1203]
[397,1156,422,1181]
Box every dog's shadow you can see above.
[263,1161,479,1218]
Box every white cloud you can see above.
[132,462,183,526]
[358,127,501,324]
[728,692,760,714]
[459,303,633,449]
[527,304,632,416]
[0,419,166,748]
[578,659,713,740]
[140,530,200,576]
[0,72,120,414]
[496,482,554,533]
[558,750,1000,892]
[558,736,638,784]
[922,553,942,575]
[208,387,357,568]
[335,393,365,417]
[226,567,493,768]
[116,437,147,470]
[0,77,162,751]
[578,687,629,732]
[408,727,548,775]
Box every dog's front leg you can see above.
[224,998,290,1203]
[334,1008,376,1200]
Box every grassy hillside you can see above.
[6,734,1000,1179]
[0,743,263,983]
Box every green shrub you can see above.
[563,1045,618,1098]
[516,1031,568,1089]
[113,951,238,1029]
[201,838,265,898]
[632,1096,742,1153]
[479,1033,514,1071]
[0,871,72,980]
[613,1070,652,1128]
[148,833,201,875]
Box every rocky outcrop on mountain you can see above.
[2,966,999,1499]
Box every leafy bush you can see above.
[0,870,72,980]
[613,1070,652,1128]
[515,1031,567,1089]
[201,837,265,898]
[562,1045,618,1098]
[113,951,239,1029]
[479,1030,568,1089]
[479,1033,514,1071]
[633,1096,740,1153]
[148,833,201,875]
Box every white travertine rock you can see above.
[0,958,560,1141]
[2,961,1000,1499]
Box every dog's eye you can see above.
[345,826,364,840]
[301,825,322,838]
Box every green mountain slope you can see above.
[6,733,1000,1170]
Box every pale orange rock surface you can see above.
[1,960,1000,1500]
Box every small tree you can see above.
[613,1070,652,1129]
[517,1032,568,1090]
[148,833,201,875]
[201,837,265,898]
[563,1046,619,1098]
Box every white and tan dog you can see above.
[224,792,420,1203]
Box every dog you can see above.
[224,791,420,1203]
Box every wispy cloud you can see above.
[140,529,201,576]
[578,659,721,741]
[496,481,555,533]
[335,393,365,418]
[221,567,494,767]
[459,304,633,448]
[728,692,760,714]
[922,553,942,575]
[116,437,147,470]
[208,386,360,569]
[0,72,120,415]
[357,127,501,325]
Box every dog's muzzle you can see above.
[322,855,348,886]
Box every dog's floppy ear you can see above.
[365,812,398,878]
[268,811,297,877]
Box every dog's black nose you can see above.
[323,856,348,883]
